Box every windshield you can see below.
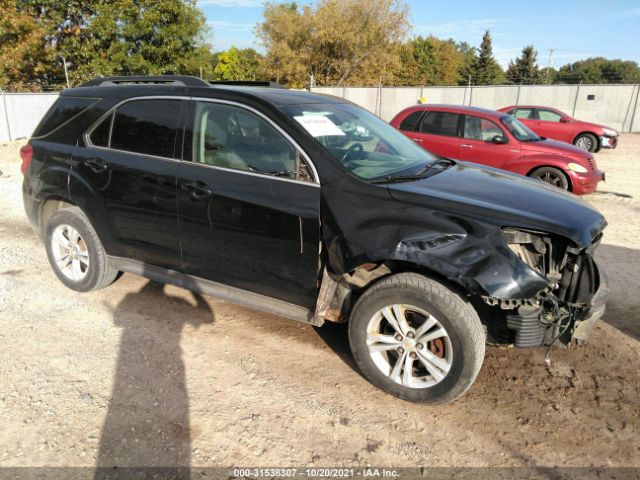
[282,103,437,180]
[501,115,541,142]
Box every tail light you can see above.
[20,144,33,175]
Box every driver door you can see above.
[176,100,321,309]
[456,114,520,169]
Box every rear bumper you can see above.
[571,170,605,195]
[572,261,608,344]
[600,135,618,149]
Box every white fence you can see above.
[2,84,640,141]
[0,92,59,141]
[312,84,640,133]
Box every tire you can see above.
[348,273,485,404]
[574,133,597,152]
[45,206,119,292]
[530,166,570,190]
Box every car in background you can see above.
[498,105,618,153]
[390,104,604,195]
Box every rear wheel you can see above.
[348,273,485,404]
[530,166,570,190]
[45,207,119,292]
[574,133,597,152]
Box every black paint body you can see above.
[23,83,606,310]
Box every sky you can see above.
[197,0,640,69]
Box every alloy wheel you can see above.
[50,224,90,281]
[575,136,593,151]
[366,304,453,389]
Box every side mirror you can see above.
[559,117,571,123]
[491,135,508,144]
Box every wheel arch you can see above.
[573,131,600,149]
[526,164,573,191]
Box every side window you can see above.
[193,102,309,181]
[399,110,424,131]
[89,114,111,147]
[110,99,182,158]
[419,111,460,137]
[537,109,562,122]
[463,116,505,141]
[513,108,534,120]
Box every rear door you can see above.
[176,99,321,309]
[457,114,521,170]
[70,98,184,269]
[410,110,463,158]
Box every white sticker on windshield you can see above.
[294,115,346,137]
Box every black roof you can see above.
[66,75,346,107]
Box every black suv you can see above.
[22,76,608,404]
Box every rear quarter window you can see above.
[32,96,99,138]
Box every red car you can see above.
[390,105,605,195]
[498,105,618,153]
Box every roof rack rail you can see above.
[210,80,286,89]
[81,75,210,88]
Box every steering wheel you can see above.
[341,143,364,163]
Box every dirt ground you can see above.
[0,135,638,472]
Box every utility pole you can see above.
[61,56,70,88]
[546,49,555,82]
[199,66,203,79]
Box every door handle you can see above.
[460,144,473,149]
[181,181,212,199]
[411,138,423,143]
[83,158,108,173]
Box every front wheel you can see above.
[348,273,485,404]
[530,166,570,190]
[574,133,597,152]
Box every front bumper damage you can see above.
[600,135,618,149]
[483,242,608,349]
[572,263,608,344]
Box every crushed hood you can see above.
[387,161,606,248]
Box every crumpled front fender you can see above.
[321,176,548,300]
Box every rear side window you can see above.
[513,108,534,120]
[398,110,424,131]
[32,96,98,138]
[419,111,460,137]
[110,100,182,158]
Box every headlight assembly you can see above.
[602,127,618,137]
[567,162,588,173]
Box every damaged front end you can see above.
[483,228,608,348]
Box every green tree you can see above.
[506,45,540,84]
[455,41,476,85]
[392,36,462,86]
[0,0,53,89]
[557,57,640,84]
[469,30,504,85]
[538,66,558,84]
[213,47,262,80]
[8,0,214,86]
[257,0,411,87]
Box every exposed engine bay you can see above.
[482,228,608,348]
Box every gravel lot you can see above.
[0,136,638,471]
